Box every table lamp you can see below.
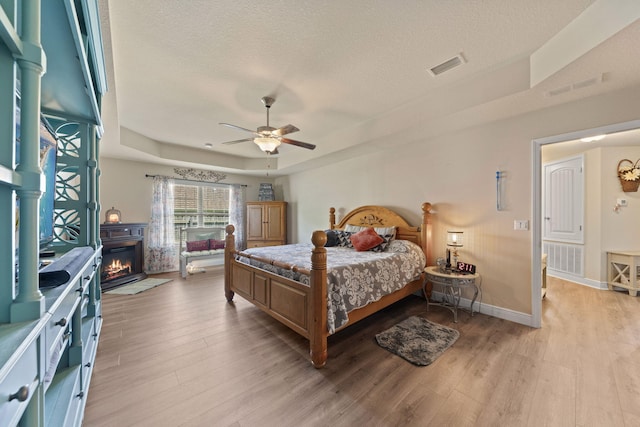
[105,206,122,224]
[446,231,463,269]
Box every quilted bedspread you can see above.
[236,239,426,333]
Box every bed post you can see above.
[310,230,328,368]
[224,224,235,302]
[329,207,336,229]
[421,203,433,266]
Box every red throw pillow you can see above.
[209,239,225,250]
[186,239,209,252]
[350,227,384,251]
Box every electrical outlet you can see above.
[514,220,529,230]
[617,198,628,207]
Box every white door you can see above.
[543,155,584,243]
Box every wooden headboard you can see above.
[328,203,433,265]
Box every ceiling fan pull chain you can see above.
[266,152,271,177]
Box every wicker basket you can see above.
[617,159,640,192]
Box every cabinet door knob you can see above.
[9,385,29,402]
[55,317,67,327]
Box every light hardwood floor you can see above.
[84,269,640,426]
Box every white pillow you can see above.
[344,224,396,238]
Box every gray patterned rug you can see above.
[375,316,459,366]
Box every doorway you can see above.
[531,119,640,328]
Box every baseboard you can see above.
[547,270,608,290]
[431,291,534,327]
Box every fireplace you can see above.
[100,223,148,291]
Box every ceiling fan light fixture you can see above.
[254,137,281,153]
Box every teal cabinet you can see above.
[0,1,106,425]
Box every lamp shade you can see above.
[105,206,122,224]
[446,230,463,247]
[254,137,281,153]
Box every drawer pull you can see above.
[76,391,84,399]
[9,385,29,402]
[55,317,67,327]
[76,286,85,294]
[84,275,91,281]
[84,362,91,368]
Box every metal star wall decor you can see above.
[173,168,227,182]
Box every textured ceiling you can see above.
[98,0,640,175]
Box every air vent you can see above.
[546,74,603,97]
[547,85,571,97]
[572,75,602,90]
[543,242,584,277]
[428,53,466,77]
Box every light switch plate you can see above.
[514,220,529,230]
[617,198,628,207]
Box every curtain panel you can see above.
[146,176,178,272]
[230,184,246,250]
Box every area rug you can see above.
[375,316,459,366]
[105,278,172,295]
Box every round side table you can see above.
[423,266,481,322]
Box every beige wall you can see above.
[277,84,640,321]
[99,157,273,224]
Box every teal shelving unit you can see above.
[0,1,106,425]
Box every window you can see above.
[173,182,230,241]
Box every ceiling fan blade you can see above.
[280,137,316,150]
[272,124,299,136]
[219,123,260,137]
[222,138,254,145]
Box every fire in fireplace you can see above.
[99,223,148,291]
[101,247,134,282]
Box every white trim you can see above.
[547,271,607,290]
[430,292,534,327]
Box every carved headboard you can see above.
[328,203,433,264]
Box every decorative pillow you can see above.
[209,239,225,250]
[186,239,209,252]
[345,224,396,239]
[370,234,395,252]
[324,230,339,247]
[334,230,354,248]
[350,227,384,251]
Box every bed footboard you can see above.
[224,225,329,367]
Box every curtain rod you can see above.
[145,174,248,187]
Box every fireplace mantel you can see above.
[100,223,148,290]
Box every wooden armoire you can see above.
[246,201,287,248]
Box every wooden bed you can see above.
[224,202,432,368]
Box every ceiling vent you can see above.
[546,74,603,97]
[428,53,466,77]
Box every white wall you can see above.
[277,84,640,321]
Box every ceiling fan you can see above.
[220,96,316,154]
